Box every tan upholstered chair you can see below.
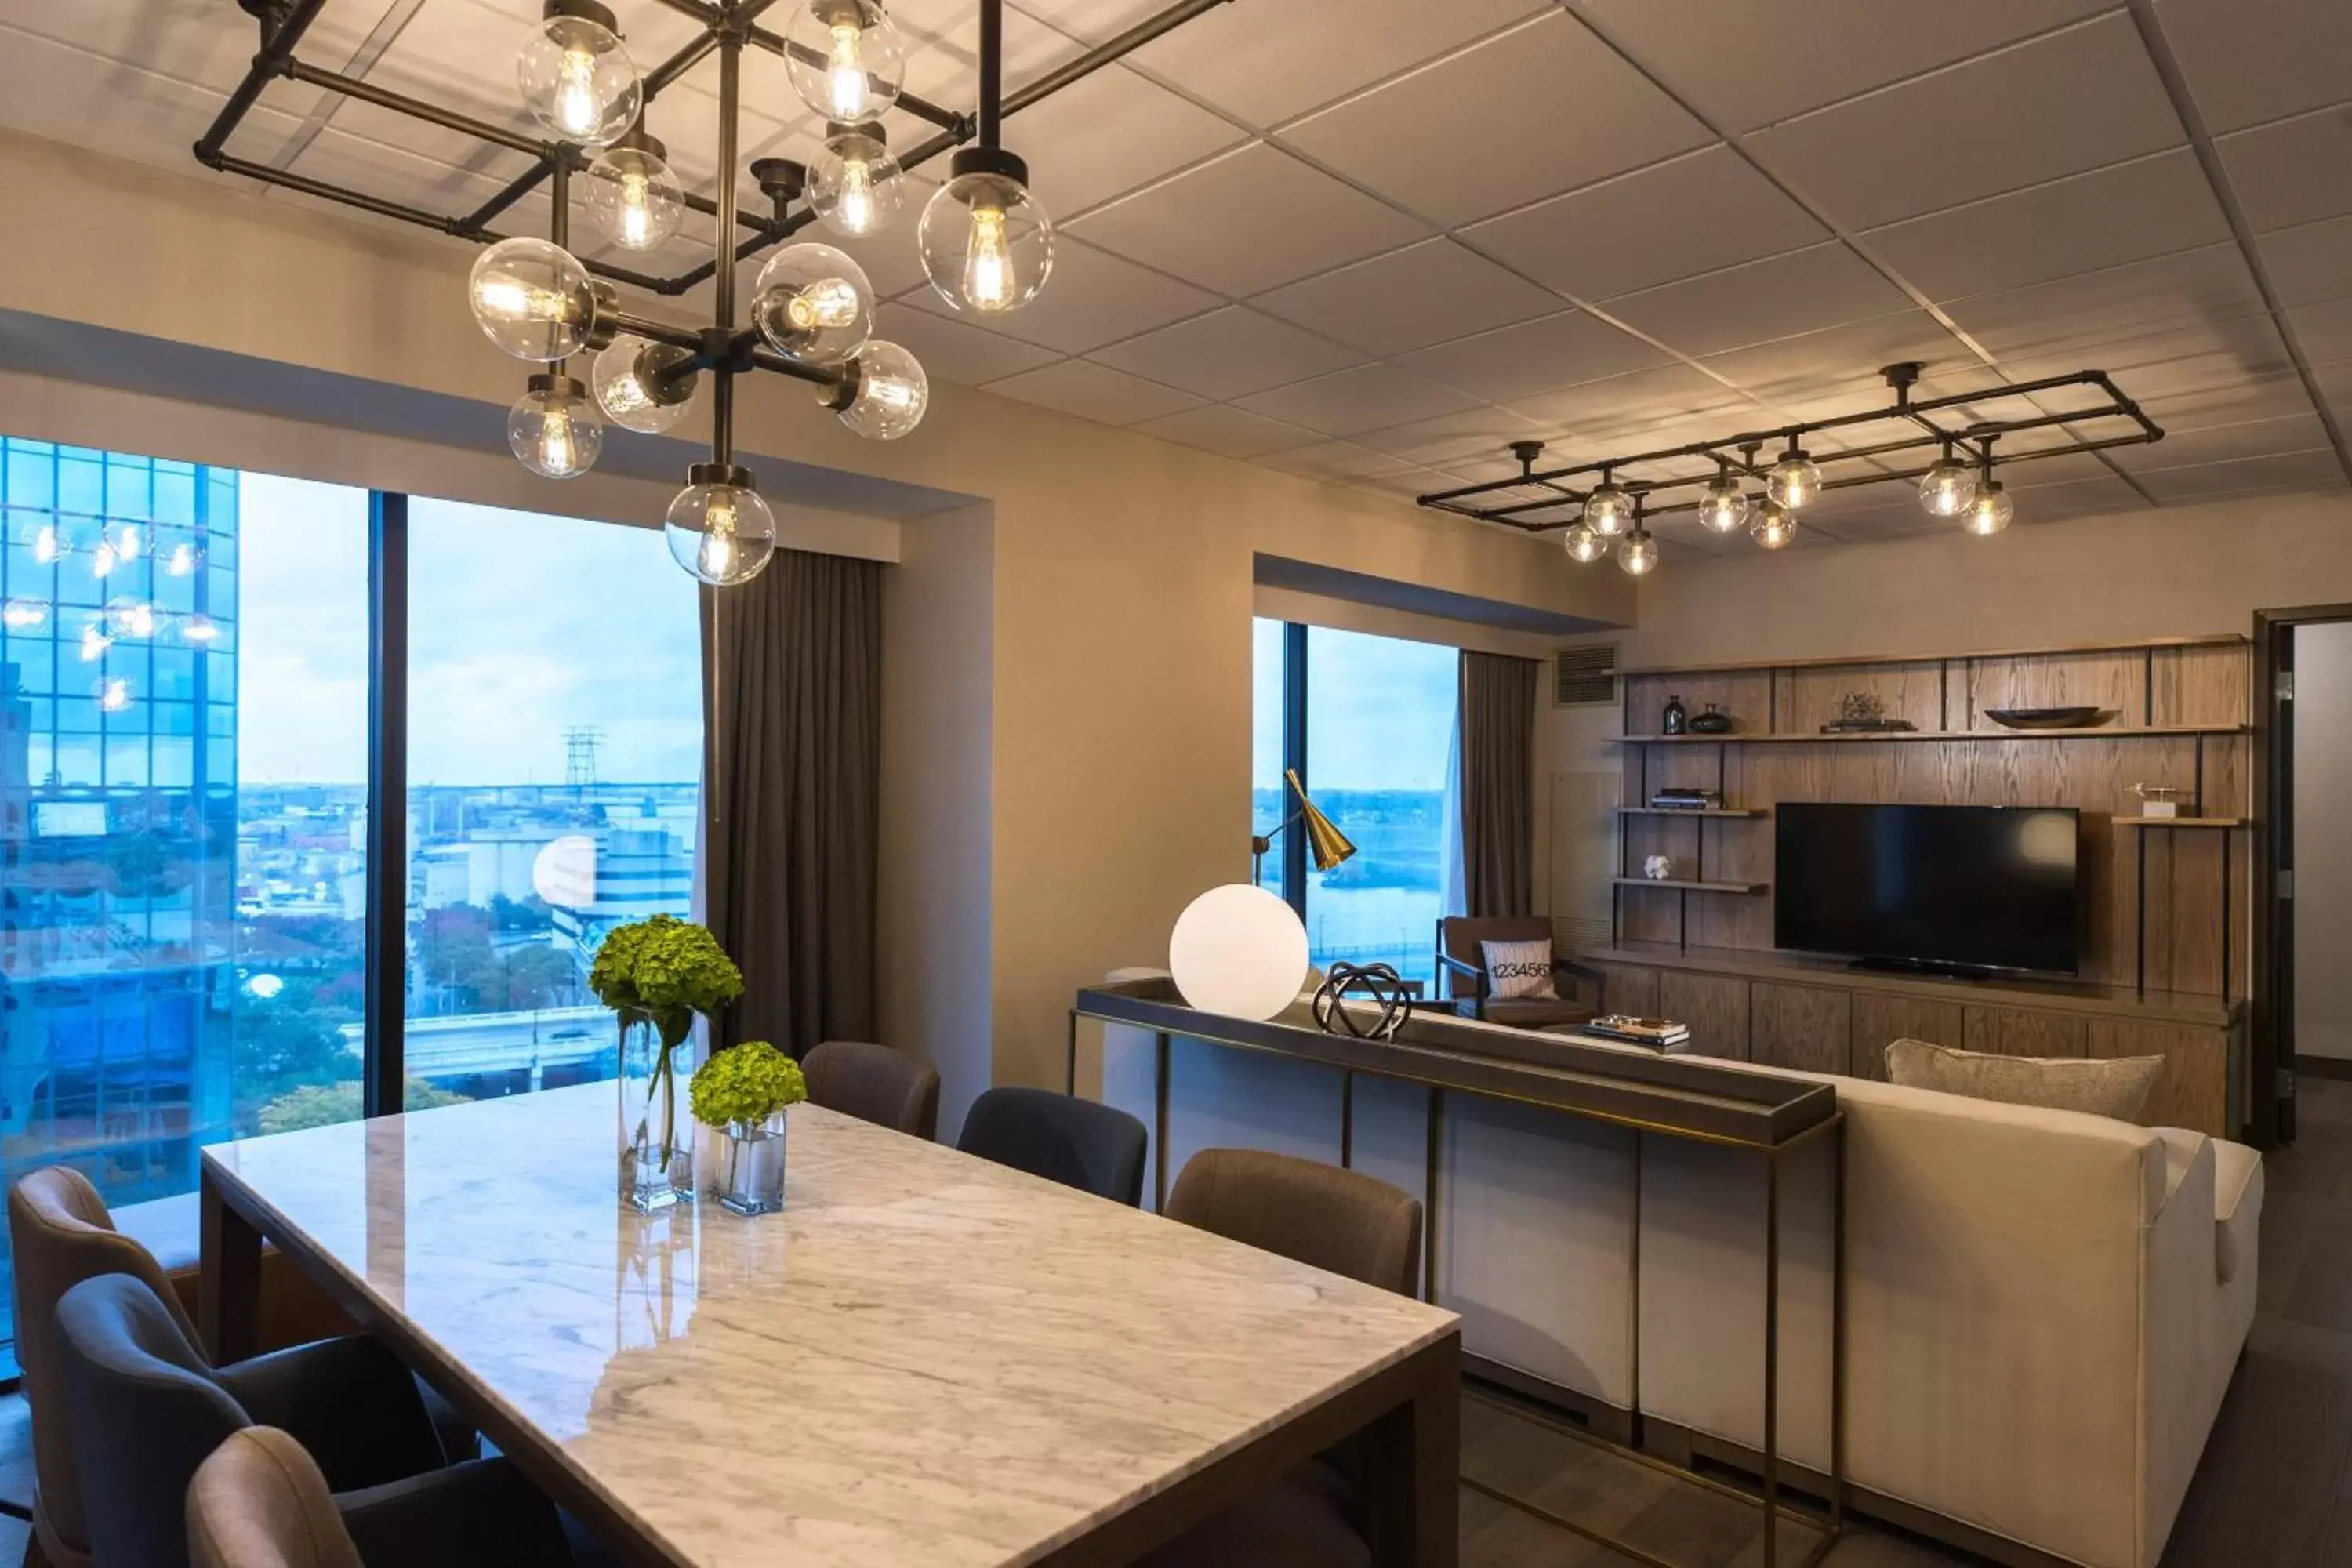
[803,1040,942,1141]
[1435,915,1600,1029]
[187,1428,364,1568]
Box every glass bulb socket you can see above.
[786,0,905,125]
[1563,522,1608,564]
[516,5,641,146]
[469,237,597,362]
[1698,477,1751,535]
[750,242,875,366]
[592,334,699,434]
[809,124,906,238]
[1766,448,1822,509]
[586,136,684,252]
[1918,457,1978,518]
[1584,481,1634,537]
[1751,503,1800,550]
[825,340,930,440]
[1964,481,2014,536]
[666,466,778,587]
[1617,528,1659,576]
[920,150,1055,316]
[507,373,604,479]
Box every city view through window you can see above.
[0,444,701,1352]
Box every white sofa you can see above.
[1100,1010,2262,1568]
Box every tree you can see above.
[258,1080,470,1135]
[502,943,579,1011]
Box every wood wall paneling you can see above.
[1777,662,1945,735]
[1962,1005,2089,1058]
[1965,651,2144,731]
[1592,962,1658,1020]
[2152,643,2252,728]
[1625,671,1773,737]
[1658,970,1750,1060]
[1849,993,1967,1082]
[1751,982,1854,1074]
[2086,1018,2229,1135]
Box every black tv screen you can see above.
[1775,804,2082,975]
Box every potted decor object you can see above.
[690,1041,805,1216]
[590,914,745,1212]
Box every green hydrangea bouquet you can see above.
[689,1040,807,1131]
[592,914,744,1207]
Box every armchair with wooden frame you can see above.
[1434,916,1602,1029]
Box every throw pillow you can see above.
[1480,938,1558,1001]
[1884,1039,2164,1123]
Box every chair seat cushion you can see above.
[2212,1138,2262,1285]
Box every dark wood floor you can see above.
[1463,1079,2352,1566]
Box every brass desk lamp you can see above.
[1251,768,1356,884]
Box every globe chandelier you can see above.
[1421,362,2164,576]
[195,0,1231,586]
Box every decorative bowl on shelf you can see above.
[1985,706,2109,730]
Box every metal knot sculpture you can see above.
[1312,962,1415,1042]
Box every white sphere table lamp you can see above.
[1168,884,1310,1022]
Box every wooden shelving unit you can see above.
[1611,877,1768,895]
[1613,724,2248,745]
[2114,817,2250,829]
[1616,806,1769,818]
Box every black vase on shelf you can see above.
[1661,694,1687,735]
[1688,703,1733,735]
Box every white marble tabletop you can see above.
[202,1085,1457,1568]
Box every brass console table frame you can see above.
[1069,976,1848,1568]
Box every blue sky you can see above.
[238,474,703,786]
[1253,618,1457,797]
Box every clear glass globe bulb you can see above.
[809,128,905,238]
[751,243,874,366]
[469,238,597,362]
[1918,458,1977,518]
[833,340,929,440]
[1751,503,1800,550]
[507,378,604,478]
[1698,477,1750,535]
[592,334,699,434]
[1617,528,1659,576]
[1766,448,1823,509]
[1563,522,1608,563]
[920,165,1054,315]
[786,0,904,123]
[666,472,778,586]
[1963,482,2015,536]
[517,11,641,146]
[586,143,683,252]
[1584,481,1634,537]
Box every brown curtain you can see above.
[1460,651,1538,918]
[701,548,883,1058]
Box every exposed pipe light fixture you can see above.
[196,0,1232,586]
[1425,362,2163,575]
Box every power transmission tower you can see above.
[564,728,601,799]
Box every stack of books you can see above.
[1649,787,1722,810]
[1581,1014,1691,1049]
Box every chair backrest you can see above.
[804,1040,942,1141]
[1167,1148,1424,1298]
[956,1087,1149,1206]
[1436,916,1553,999]
[9,1166,204,1562]
[55,1273,252,1568]
[187,1428,365,1568]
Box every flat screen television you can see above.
[1774,803,2082,976]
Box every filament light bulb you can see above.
[1617,528,1659,576]
[751,244,873,365]
[1699,475,1750,535]
[829,341,929,441]
[506,375,604,479]
[1584,481,1634,537]
[1563,522,1607,564]
[517,11,640,147]
[786,1,902,123]
[964,205,1014,313]
[1963,481,2014,536]
[827,24,867,118]
[920,156,1054,315]
[811,124,905,238]
[666,467,778,586]
[555,47,601,138]
[469,238,597,362]
[837,160,875,233]
[1766,448,1822,509]
[1919,456,1977,518]
[1751,503,1799,550]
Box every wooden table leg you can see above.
[1365,1332,1461,1567]
[199,1165,262,1365]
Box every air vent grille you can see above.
[1554,644,1619,707]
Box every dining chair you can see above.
[804,1040,942,1140]
[187,1425,580,1568]
[956,1087,1148,1205]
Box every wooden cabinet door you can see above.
[1658,971,1750,1060]
[2087,1018,2230,1135]
[1962,1006,2088,1058]
[1590,963,1659,1020]
[1849,993,1966,1082]
[1751,983,1853,1075]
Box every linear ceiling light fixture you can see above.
[1420,362,2163,575]
[197,0,1231,585]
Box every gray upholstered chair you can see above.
[1435,915,1601,1029]
[956,1087,1148,1205]
[804,1040,942,1140]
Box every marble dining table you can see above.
[198,1084,1461,1568]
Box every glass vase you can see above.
[618,1016,695,1212]
[705,1113,788,1216]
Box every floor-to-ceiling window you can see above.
[1252,618,1459,985]
[402,499,702,1107]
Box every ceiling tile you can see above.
[2215,103,2352,234]
[2154,0,2352,134]
[905,238,1217,354]
[1069,143,1432,298]
[1259,441,1422,483]
[2134,449,2349,502]
[1250,240,1564,357]
[1279,12,1710,228]
[2110,412,2334,472]
[1085,307,1367,401]
[2289,299,2352,368]
[1234,364,1482,437]
[281,124,514,215]
[1351,408,1550,467]
[1991,450,2124,489]
[2136,371,2319,434]
[1742,14,2184,233]
[870,306,1063,387]
[2002,314,2296,399]
[1566,0,2111,136]
[1461,146,1828,306]
[1501,363,1757,442]
[2257,214,2352,307]
[1860,150,2230,303]
[0,22,310,173]
[1941,245,2270,363]
[1601,243,1911,358]
[2003,474,2151,521]
[982,359,1205,425]
[994,63,1246,219]
[1131,403,1323,459]
[0,0,371,106]
[1397,310,1674,404]
[1700,313,1979,415]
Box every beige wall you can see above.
[0,130,1631,1102]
